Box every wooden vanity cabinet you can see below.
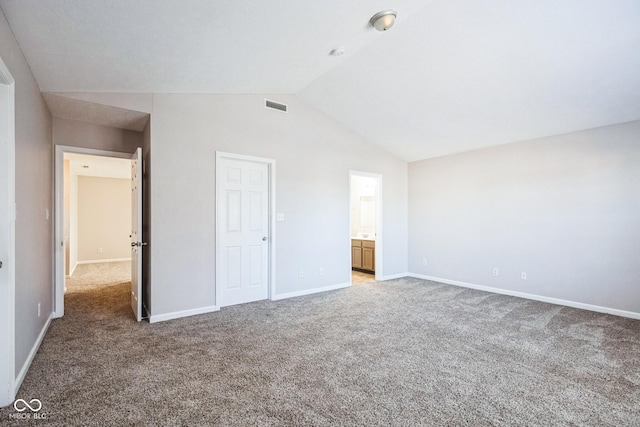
[351,239,375,273]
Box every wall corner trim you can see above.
[272,282,351,301]
[408,273,640,320]
[148,305,219,324]
[14,314,53,396]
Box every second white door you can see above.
[217,155,270,307]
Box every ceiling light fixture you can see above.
[369,10,397,31]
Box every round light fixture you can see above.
[369,10,397,31]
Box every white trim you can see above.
[14,315,52,395]
[378,272,408,281]
[76,257,132,265]
[0,55,15,408]
[409,273,640,320]
[349,171,383,282]
[54,145,135,318]
[149,305,219,323]
[215,151,276,307]
[272,282,351,301]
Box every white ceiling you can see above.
[44,93,149,131]
[65,153,131,179]
[2,0,640,161]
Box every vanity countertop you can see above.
[352,236,375,241]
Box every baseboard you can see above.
[272,282,351,301]
[76,258,131,265]
[69,262,77,277]
[409,273,640,320]
[14,313,53,395]
[149,305,219,324]
[377,272,409,281]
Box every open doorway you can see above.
[63,153,131,295]
[349,171,382,285]
[54,146,141,320]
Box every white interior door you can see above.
[217,155,270,307]
[130,147,143,321]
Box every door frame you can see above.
[349,171,383,282]
[215,151,276,306]
[0,55,16,408]
[53,145,133,318]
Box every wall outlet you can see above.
[521,272,527,280]
[37,303,41,318]
[493,268,499,276]
[422,258,427,266]
[277,213,285,222]
[45,208,50,220]
[98,247,103,254]
[299,271,304,278]
[319,268,324,276]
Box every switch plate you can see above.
[299,271,304,278]
[319,268,324,276]
[277,213,285,222]
[37,303,41,318]
[493,268,499,276]
[521,272,527,280]
[422,258,427,266]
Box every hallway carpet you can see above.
[2,277,639,426]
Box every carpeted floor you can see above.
[65,261,131,293]
[2,276,639,426]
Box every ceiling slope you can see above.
[1,0,639,160]
[299,0,640,161]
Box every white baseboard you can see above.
[14,313,52,395]
[69,262,77,277]
[409,273,640,320]
[377,272,409,281]
[77,258,131,265]
[149,305,219,323]
[272,282,351,301]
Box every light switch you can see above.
[277,213,285,222]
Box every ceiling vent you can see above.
[265,99,287,113]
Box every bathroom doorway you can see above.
[349,171,382,284]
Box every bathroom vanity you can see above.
[351,238,375,273]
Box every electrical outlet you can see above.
[37,303,41,318]
[319,268,324,276]
[493,268,499,276]
[521,272,527,280]
[422,258,427,266]
[45,208,50,220]
[299,271,304,278]
[98,247,103,254]
[277,213,285,222]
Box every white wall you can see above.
[0,9,53,394]
[150,94,408,317]
[408,120,640,316]
[53,116,142,153]
[350,174,376,237]
[69,168,78,274]
[77,176,131,262]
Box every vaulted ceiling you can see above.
[2,0,639,161]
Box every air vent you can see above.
[265,99,288,113]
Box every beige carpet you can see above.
[65,261,131,293]
[2,277,639,426]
